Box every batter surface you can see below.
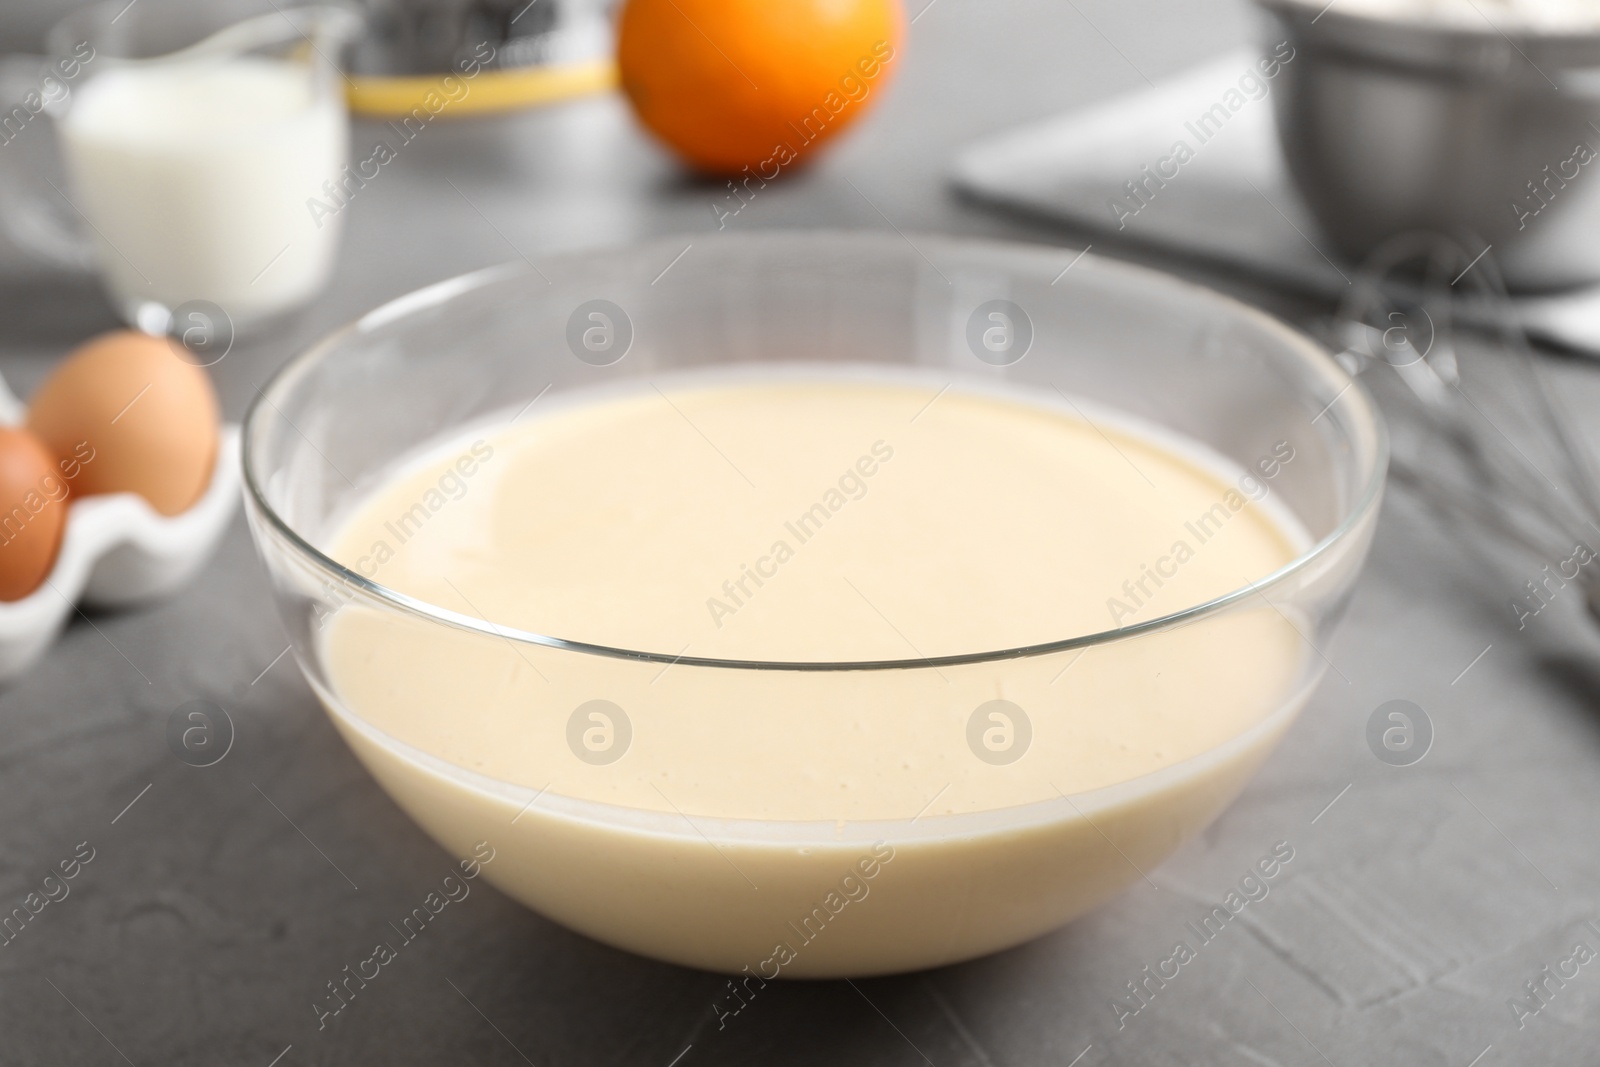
[320,374,1305,822]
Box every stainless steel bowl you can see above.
[1255,0,1600,290]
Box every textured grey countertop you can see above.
[3,1,1600,1064]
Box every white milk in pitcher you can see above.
[59,56,346,323]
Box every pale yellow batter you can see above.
[315,374,1312,975]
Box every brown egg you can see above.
[0,426,70,601]
[26,330,220,517]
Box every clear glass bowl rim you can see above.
[242,230,1390,673]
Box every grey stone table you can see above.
[3,1,1599,1064]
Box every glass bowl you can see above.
[242,231,1386,978]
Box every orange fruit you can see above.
[617,0,903,177]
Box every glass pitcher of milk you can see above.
[0,0,360,333]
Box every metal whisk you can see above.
[1320,233,1600,626]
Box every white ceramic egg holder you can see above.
[0,373,240,682]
